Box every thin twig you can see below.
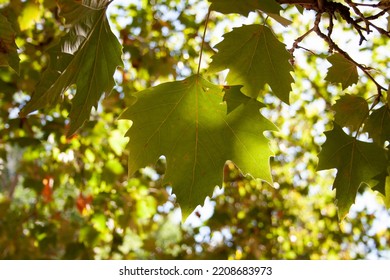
[345,0,370,32]
[356,9,389,22]
[197,9,211,75]
[346,1,390,37]
[327,14,334,38]
[289,27,316,63]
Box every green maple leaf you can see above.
[317,124,387,219]
[20,0,123,136]
[332,94,369,131]
[209,24,293,104]
[208,0,281,16]
[363,105,390,145]
[120,75,276,218]
[325,53,358,90]
[0,13,19,73]
[208,0,291,26]
[371,166,390,209]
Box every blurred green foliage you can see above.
[1,0,390,259]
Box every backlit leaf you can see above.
[325,53,358,90]
[120,75,276,218]
[332,94,369,131]
[20,0,123,136]
[0,13,19,73]
[363,105,390,145]
[209,24,293,103]
[317,124,387,219]
[385,175,390,209]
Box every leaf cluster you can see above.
[1,0,390,260]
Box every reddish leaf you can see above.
[41,176,54,203]
[76,193,93,214]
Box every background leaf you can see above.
[325,53,358,90]
[317,124,387,219]
[0,13,19,73]
[209,24,293,103]
[331,94,369,131]
[121,75,276,217]
[17,2,41,31]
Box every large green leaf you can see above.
[317,124,387,219]
[363,105,390,145]
[325,53,358,90]
[332,94,369,131]
[209,24,293,103]
[20,0,123,136]
[120,75,276,217]
[208,0,281,16]
[0,13,19,73]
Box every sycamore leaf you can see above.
[363,105,390,145]
[317,124,387,219]
[209,24,293,104]
[0,13,19,73]
[208,0,291,26]
[120,75,276,218]
[332,94,369,131]
[20,0,123,137]
[325,53,358,90]
[58,0,108,25]
[208,0,281,16]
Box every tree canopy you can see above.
[1,0,390,259]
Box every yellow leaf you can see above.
[18,3,41,31]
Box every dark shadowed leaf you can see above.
[0,13,19,73]
[332,94,369,131]
[364,105,390,145]
[325,53,358,90]
[318,124,387,219]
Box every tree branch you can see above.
[313,13,387,95]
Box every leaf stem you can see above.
[197,9,211,75]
